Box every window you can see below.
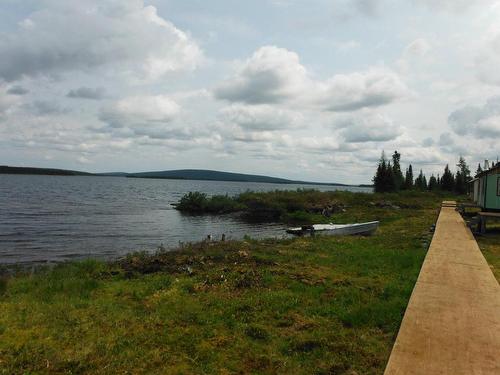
[497,177,500,196]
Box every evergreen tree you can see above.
[415,169,427,190]
[428,175,438,191]
[373,151,396,193]
[454,156,471,194]
[475,163,483,177]
[403,164,414,190]
[441,164,455,191]
[392,150,404,190]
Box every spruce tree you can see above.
[415,169,427,190]
[428,175,438,191]
[441,164,455,191]
[392,151,404,190]
[373,151,397,193]
[475,163,483,177]
[455,156,471,194]
[403,164,414,189]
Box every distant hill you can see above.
[127,169,348,186]
[1,166,358,186]
[0,166,91,176]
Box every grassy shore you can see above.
[0,191,463,374]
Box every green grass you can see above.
[476,222,500,282]
[0,192,451,374]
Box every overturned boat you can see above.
[286,221,379,236]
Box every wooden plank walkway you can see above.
[384,201,500,375]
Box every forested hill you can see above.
[1,166,351,186]
[127,169,348,186]
[0,166,92,176]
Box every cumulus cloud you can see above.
[6,85,29,96]
[448,96,500,138]
[219,104,303,131]
[215,46,408,112]
[339,112,402,142]
[100,95,180,129]
[67,87,106,100]
[214,46,310,104]
[0,0,203,82]
[95,95,211,143]
[319,68,409,111]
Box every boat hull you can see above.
[286,221,379,236]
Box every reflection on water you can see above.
[0,175,371,264]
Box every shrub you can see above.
[175,192,208,212]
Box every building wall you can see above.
[485,173,500,210]
[478,176,486,207]
[473,180,479,203]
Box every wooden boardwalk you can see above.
[384,202,500,375]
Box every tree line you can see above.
[373,151,473,194]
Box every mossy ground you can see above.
[0,192,459,374]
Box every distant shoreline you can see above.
[1,165,373,188]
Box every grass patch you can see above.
[476,222,500,282]
[0,192,453,374]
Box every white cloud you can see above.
[339,112,402,142]
[319,68,409,111]
[100,95,180,129]
[476,115,500,137]
[219,104,303,131]
[448,96,500,138]
[214,46,310,104]
[0,0,203,82]
[404,38,431,57]
[476,32,500,86]
[215,46,408,112]
[414,0,495,12]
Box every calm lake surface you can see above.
[0,175,371,264]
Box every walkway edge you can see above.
[384,202,500,375]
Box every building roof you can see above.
[476,163,500,179]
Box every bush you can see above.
[175,192,208,212]
[175,192,244,214]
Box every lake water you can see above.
[0,175,371,264]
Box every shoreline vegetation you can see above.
[174,190,434,224]
[2,190,488,374]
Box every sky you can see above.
[1,0,499,184]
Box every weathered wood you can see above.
[384,202,500,375]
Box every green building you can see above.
[471,163,500,212]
